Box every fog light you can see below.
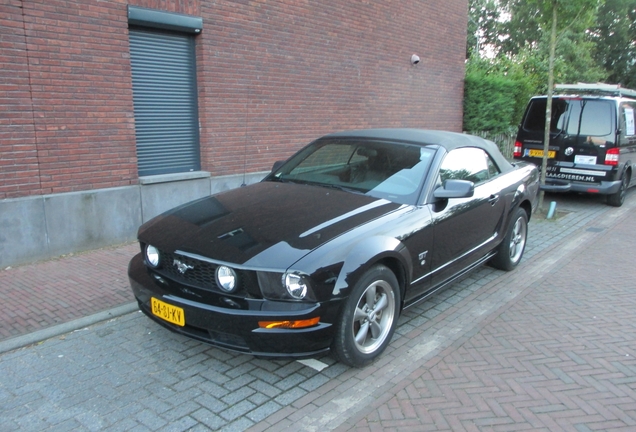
[145,245,160,268]
[216,266,237,292]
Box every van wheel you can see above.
[607,172,630,207]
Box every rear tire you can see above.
[607,171,629,207]
[490,207,528,271]
[332,265,400,367]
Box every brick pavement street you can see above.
[0,243,138,342]
[334,196,636,431]
[0,190,635,431]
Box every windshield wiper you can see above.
[317,183,364,194]
[269,176,295,183]
[270,177,363,194]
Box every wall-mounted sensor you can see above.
[411,54,420,65]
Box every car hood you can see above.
[138,181,402,269]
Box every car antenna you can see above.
[241,88,250,187]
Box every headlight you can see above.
[145,244,160,268]
[216,266,237,292]
[284,273,308,299]
[257,271,315,301]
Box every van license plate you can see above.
[574,155,597,165]
[151,297,185,326]
[525,149,556,158]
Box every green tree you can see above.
[466,0,608,99]
[495,0,605,87]
[497,0,545,55]
[592,0,636,87]
[467,0,501,59]
[467,0,606,209]
[528,0,601,211]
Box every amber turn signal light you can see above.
[258,317,320,329]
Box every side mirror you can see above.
[433,179,475,199]
[271,160,285,173]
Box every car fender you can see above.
[330,235,412,298]
[289,231,413,303]
[486,165,537,252]
[620,161,633,185]
[511,163,540,215]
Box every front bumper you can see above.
[128,253,341,358]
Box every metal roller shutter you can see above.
[129,27,200,176]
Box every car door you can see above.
[429,147,506,287]
[619,101,636,174]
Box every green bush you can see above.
[463,59,536,133]
[464,72,517,133]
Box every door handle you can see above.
[488,194,499,205]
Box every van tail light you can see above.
[605,147,619,166]
[513,141,523,158]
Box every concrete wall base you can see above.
[0,172,267,268]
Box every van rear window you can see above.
[523,99,569,132]
[523,98,614,139]
[567,100,613,136]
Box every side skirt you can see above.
[402,251,496,311]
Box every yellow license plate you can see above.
[528,149,556,158]
[151,297,185,326]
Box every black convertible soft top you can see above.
[324,128,514,174]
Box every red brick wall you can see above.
[197,1,468,176]
[1,0,467,199]
[1,0,138,199]
[1,1,40,197]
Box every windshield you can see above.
[268,138,435,205]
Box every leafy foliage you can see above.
[467,0,502,59]
[464,0,621,131]
[591,0,636,87]
[463,59,534,133]
[497,0,598,52]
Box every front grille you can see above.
[160,252,216,287]
[155,250,262,298]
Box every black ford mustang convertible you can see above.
[129,129,539,367]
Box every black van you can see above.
[513,83,636,206]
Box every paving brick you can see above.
[326,194,636,431]
[220,399,257,421]
[0,243,137,341]
[2,192,636,432]
[190,408,225,430]
[246,401,283,423]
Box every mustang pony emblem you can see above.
[173,259,194,274]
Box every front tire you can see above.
[490,207,528,271]
[332,265,400,367]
